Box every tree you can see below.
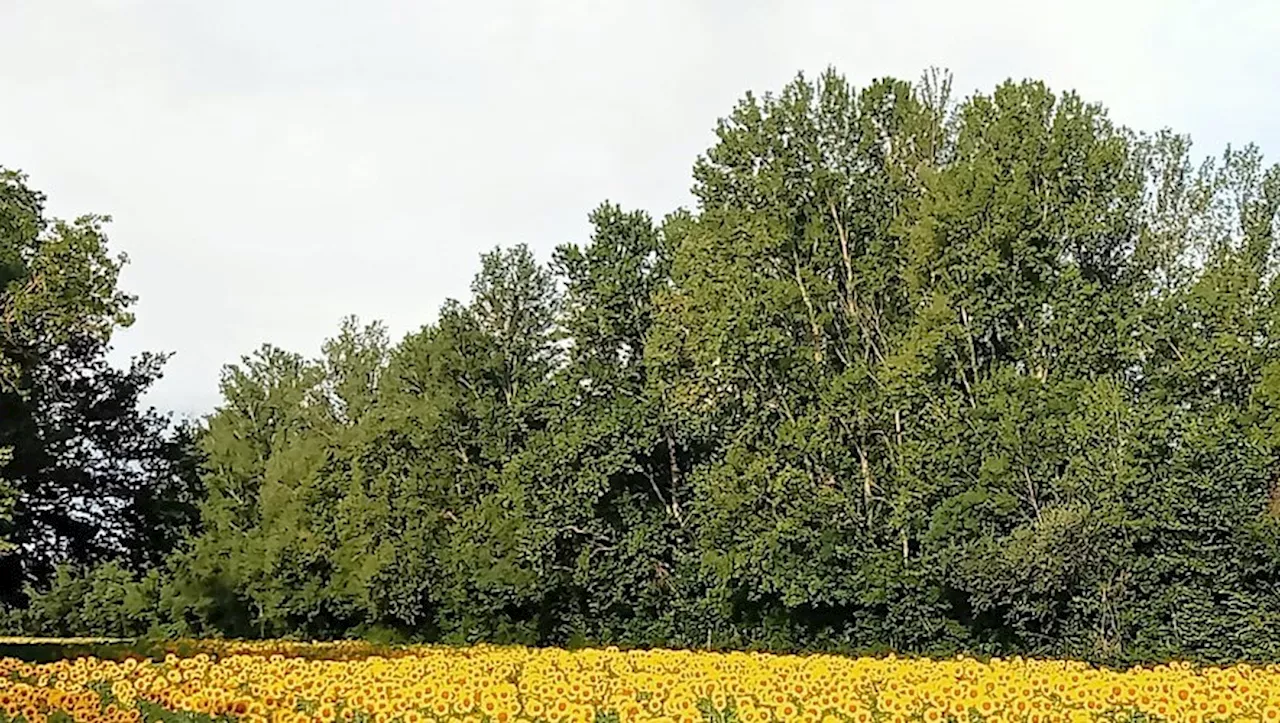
[166,342,348,637]
[21,69,1280,664]
[645,71,955,649]
[372,245,560,641]
[647,69,1280,659]
[0,168,197,605]
[170,247,565,640]
[0,447,14,556]
[502,203,699,645]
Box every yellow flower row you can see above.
[3,643,1280,723]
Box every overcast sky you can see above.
[2,0,1278,418]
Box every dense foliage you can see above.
[6,68,1280,665]
[0,169,201,607]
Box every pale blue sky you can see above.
[1,0,1278,417]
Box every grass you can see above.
[0,637,145,663]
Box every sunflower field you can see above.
[3,642,1280,723]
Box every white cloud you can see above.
[2,0,1277,416]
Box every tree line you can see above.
[4,69,1280,665]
